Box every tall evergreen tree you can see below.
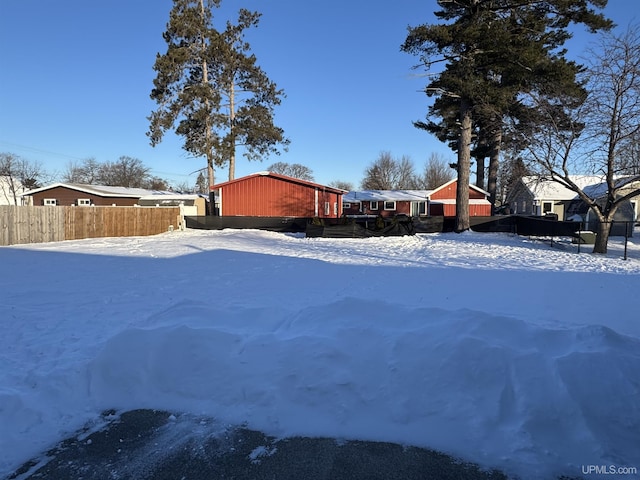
[402,0,612,229]
[195,171,208,194]
[148,0,288,188]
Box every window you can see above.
[343,202,351,209]
[77,198,91,206]
[324,202,330,215]
[43,198,57,206]
[370,201,378,210]
[334,202,338,215]
[542,201,553,214]
[631,200,638,220]
[384,201,396,211]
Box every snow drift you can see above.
[1,229,638,479]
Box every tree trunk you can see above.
[475,155,485,190]
[200,0,215,190]
[456,98,472,233]
[228,79,236,181]
[487,128,501,214]
[593,218,612,254]
[207,154,215,189]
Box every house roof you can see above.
[21,183,172,198]
[343,190,433,202]
[520,175,604,201]
[343,179,490,203]
[211,171,347,194]
[431,178,490,197]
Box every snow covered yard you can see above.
[1,229,639,479]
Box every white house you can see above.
[0,176,28,205]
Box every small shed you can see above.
[211,171,346,218]
[138,194,207,216]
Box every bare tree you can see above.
[97,156,151,188]
[498,155,531,208]
[361,152,419,190]
[62,158,102,184]
[397,156,420,189]
[329,180,353,191]
[146,177,170,190]
[616,120,640,176]
[524,24,640,253]
[361,152,397,189]
[172,180,192,193]
[0,153,48,204]
[62,156,169,190]
[421,153,454,189]
[267,161,314,181]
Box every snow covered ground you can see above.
[1,229,639,479]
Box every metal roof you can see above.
[211,172,347,194]
[343,190,433,202]
[520,176,604,200]
[21,183,173,198]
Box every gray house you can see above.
[507,175,639,234]
[507,175,603,220]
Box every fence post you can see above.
[577,221,582,254]
[624,221,629,261]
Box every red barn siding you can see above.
[216,173,343,218]
[431,202,491,217]
[470,203,492,216]
[430,180,486,201]
[429,183,457,201]
[428,180,490,217]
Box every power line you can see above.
[0,141,87,161]
[0,140,198,179]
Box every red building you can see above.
[342,179,491,218]
[211,172,346,218]
[428,179,492,217]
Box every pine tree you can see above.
[402,0,612,230]
[148,0,288,188]
[195,172,207,194]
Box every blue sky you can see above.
[0,1,635,189]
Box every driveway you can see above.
[9,409,513,480]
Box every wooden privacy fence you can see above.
[0,206,182,246]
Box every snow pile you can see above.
[1,229,639,479]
